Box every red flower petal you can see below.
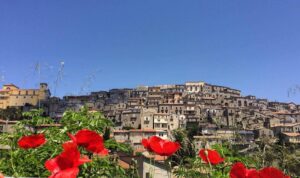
[230,162,260,178]
[74,129,109,155]
[146,136,180,156]
[49,167,79,178]
[259,167,289,178]
[45,157,60,173]
[149,136,165,155]
[67,133,77,143]
[230,162,247,178]
[18,133,46,149]
[97,148,109,156]
[45,141,91,178]
[199,149,224,165]
[78,155,92,165]
[75,129,103,146]
[163,141,180,156]
[142,138,152,151]
[246,169,260,178]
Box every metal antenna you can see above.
[0,70,5,84]
[53,61,65,96]
[79,69,101,95]
[34,62,41,109]
[22,63,38,87]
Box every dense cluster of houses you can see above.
[39,81,300,150]
[1,81,300,148]
[1,81,300,177]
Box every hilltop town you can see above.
[1,81,300,150]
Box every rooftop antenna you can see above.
[287,85,300,98]
[79,69,101,95]
[0,70,5,84]
[22,63,37,87]
[53,61,65,96]
[34,62,41,109]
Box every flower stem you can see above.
[9,138,18,177]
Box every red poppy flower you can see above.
[230,162,259,178]
[0,172,4,178]
[18,133,46,149]
[45,141,91,178]
[230,162,290,178]
[142,136,180,156]
[142,138,152,152]
[199,149,225,165]
[259,167,290,178]
[68,129,108,155]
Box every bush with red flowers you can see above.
[0,108,298,177]
[172,133,295,178]
[0,108,133,177]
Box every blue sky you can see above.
[0,0,300,103]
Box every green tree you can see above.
[0,107,134,177]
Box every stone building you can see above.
[0,83,50,109]
[18,80,300,147]
[121,108,141,129]
[271,123,300,136]
[281,132,300,144]
[113,129,168,149]
[185,81,205,93]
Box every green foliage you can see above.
[171,129,196,166]
[0,107,133,177]
[0,107,22,120]
[252,140,300,177]
[78,156,127,178]
[0,107,298,177]
[21,109,54,126]
[105,139,133,154]
[60,107,113,133]
[174,143,257,178]
[187,125,198,140]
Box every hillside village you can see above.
[1,81,300,151]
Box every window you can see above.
[146,173,150,178]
